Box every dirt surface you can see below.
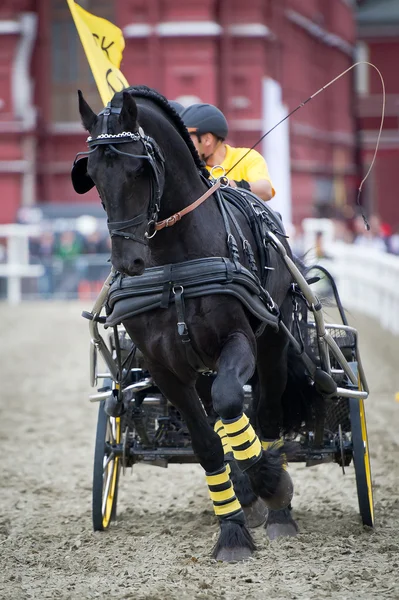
[1,302,399,600]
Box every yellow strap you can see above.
[233,437,262,461]
[222,414,249,435]
[261,438,283,450]
[214,419,224,434]
[214,419,233,454]
[229,428,256,448]
[262,438,287,469]
[221,441,232,453]
[206,470,230,486]
[231,434,257,451]
[214,498,242,516]
[208,487,235,502]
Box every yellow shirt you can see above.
[206,144,275,197]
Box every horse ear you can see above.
[78,90,98,131]
[119,92,138,130]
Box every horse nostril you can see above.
[131,258,145,275]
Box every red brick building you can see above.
[0,0,358,226]
[356,0,399,229]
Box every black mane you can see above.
[113,85,209,178]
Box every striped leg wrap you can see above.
[214,419,233,455]
[206,465,242,518]
[262,438,287,469]
[222,414,262,471]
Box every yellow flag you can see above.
[67,0,129,105]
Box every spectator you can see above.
[53,230,84,297]
[54,230,83,260]
[30,230,56,298]
[82,229,110,254]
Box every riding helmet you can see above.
[168,100,184,115]
[180,103,228,140]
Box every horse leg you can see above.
[256,326,299,540]
[214,420,267,528]
[146,363,255,562]
[197,374,266,527]
[211,332,289,509]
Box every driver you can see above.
[180,103,275,203]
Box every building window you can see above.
[51,0,115,122]
[314,176,335,218]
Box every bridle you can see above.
[72,103,165,244]
[72,102,226,242]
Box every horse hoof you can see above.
[215,546,253,562]
[266,521,299,541]
[265,507,299,541]
[243,498,268,528]
[264,469,293,511]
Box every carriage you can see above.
[83,259,373,533]
[74,87,374,561]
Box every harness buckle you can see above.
[177,322,188,336]
[172,285,183,295]
[145,220,157,239]
[209,165,226,180]
[166,215,178,227]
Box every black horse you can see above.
[73,86,309,561]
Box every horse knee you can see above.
[212,370,244,419]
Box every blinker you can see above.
[71,157,95,194]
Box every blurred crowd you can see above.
[341,213,399,254]
[351,214,399,254]
[28,226,111,298]
[290,212,399,260]
[30,228,110,262]
[0,209,397,301]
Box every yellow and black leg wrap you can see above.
[214,418,233,457]
[262,438,287,469]
[206,465,242,518]
[221,414,262,471]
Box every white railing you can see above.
[0,224,44,304]
[302,219,399,335]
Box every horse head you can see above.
[72,90,166,276]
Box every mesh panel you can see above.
[325,398,351,432]
[298,321,356,434]
[303,323,356,369]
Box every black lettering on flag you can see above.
[106,68,125,94]
[92,33,115,59]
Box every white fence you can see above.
[0,224,44,304]
[303,219,399,336]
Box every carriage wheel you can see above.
[349,396,374,527]
[92,397,121,531]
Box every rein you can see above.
[155,179,223,231]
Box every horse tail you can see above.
[280,255,323,434]
[280,342,321,434]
